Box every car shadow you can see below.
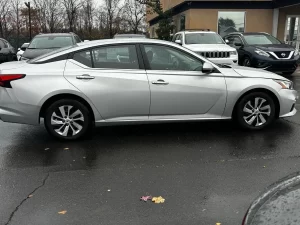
[0,119,296,171]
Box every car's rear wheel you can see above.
[243,56,252,67]
[236,92,276,130]
[44,99,92,140]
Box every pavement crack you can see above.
[5,173,50,225]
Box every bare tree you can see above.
[82,0,94,39]
[62,0,82,32]
[124,0,145,34]
[34,0,63,33]
[10,0,22,46]
[0,0,11,38]
[103,0,123,38]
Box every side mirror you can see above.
[202,62,214,73]
[175,40,182,45]
[234,42,243,47]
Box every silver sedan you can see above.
[0,39,298,140]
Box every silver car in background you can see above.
[0,39,298,140]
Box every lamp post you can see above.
[24,2,31,41]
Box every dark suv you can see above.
[0,38,17,63]
[223,32,299,75]
[21,33,82,60]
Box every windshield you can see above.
[28,36,74,49]
[185,33,225,44]
[28,45,76,63]
[244,34,281,45]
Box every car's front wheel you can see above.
[235,92,276,130]
[243,56,252,67]
[44,99,92,140]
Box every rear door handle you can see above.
[152,79,169,85]
[76,74,95,80]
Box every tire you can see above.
[235,92,276,130]
[44,99,92,140]
[242,56,252,67]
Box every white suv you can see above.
[172,30,238,65]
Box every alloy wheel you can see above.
[51,105,85,137]
[243,97,271,127]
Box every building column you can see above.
[272,8,279,37]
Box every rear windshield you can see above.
[244,34,281,45]
[28,45,76,63]
[185,33,225,44]
[28,36,74,49]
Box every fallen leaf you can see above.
[58,210,67,215]
[152,196,165,204]
[28,195,33,198]
[263,166,266,168]
[216,223,221,225]
[140,196,152,202]
[107,189,111,192]
[64,148,69,150]
[44,148,50,151]
[83,157,86,159]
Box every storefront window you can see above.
[218,12,245,37]
[180,15,185,31]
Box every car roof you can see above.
[114,34,145,37]
[225,32,270,36]
[35,33,75,37]
[177,30,216,34]
[31,38,191,62]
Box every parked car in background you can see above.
[17,43,29,60]
[172,30,238,65]
[0,39,297,140]
[21,33,82,60]
[113,34,146,39]
[224,32,299,75]
[0,38,17,63]
[242,172,300,225]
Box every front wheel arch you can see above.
[232,88,280,120]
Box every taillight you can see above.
[0,74,25,88]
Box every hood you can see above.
[251,44,295,52]
[184,44,235,52]
[0,61,27,71]
[22,48,55,59]
[232,66,289,81]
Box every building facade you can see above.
[147,0,300,49]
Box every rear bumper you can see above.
[0,88,40,125]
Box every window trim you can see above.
[140,43,206,72]
[71,43,142,70]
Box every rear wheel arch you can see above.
[39,94,95,123]
[232,88,280,119]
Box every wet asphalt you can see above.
[1,75,300,225]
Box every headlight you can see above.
[255,49,270,57]
[294,49,299,56]
[230,51,237,56]
[274,80,293,89]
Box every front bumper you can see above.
[279,89,298,118]
[208,56,238,65]
[252,57,299,73]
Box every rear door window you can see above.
[73,50,92,67]
[91,45,139,69]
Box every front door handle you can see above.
[76,74,95,80]
[152,79,169,85]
